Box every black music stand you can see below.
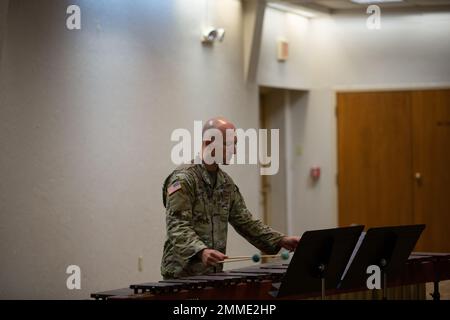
[338,224,425,300]
[273,225,365,299]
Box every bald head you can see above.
[202,116,236,138]
[202,116,237,166]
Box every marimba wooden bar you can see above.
[91,252,450,300]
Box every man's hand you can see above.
[278,236,300,251]
[198,249,228,267]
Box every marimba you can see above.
[91,252,450,300]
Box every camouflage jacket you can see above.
[160,163,285,279]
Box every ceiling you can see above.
[272,0,450,13]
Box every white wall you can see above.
[258,7,450,236]
[0,0,260,299]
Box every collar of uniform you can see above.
[198,163,226,188]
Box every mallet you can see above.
[219,251,290,264]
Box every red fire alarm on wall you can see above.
[310,166,321,181]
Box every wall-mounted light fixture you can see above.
[277,39,289,61]
[201,27,225,45]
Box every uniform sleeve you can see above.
[165,173,208,264]
[228,186,285,254]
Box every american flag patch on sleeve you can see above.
[167,181,182,196]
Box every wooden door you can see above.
[412,89,450,252]
[337,91,414,228]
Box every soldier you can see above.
[161,117,300,279]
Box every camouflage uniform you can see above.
[161,163,285,279]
